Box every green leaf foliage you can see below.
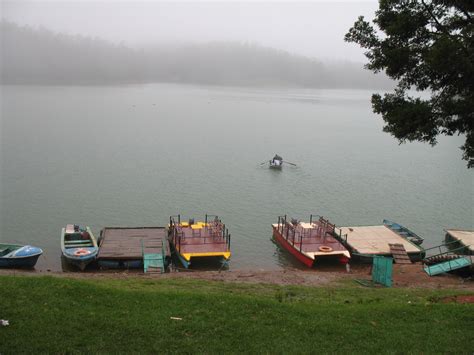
[345,0,474,167]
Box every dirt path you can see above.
[1,264,473,290]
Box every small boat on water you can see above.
[168,214,231,269]
[0,243,43,268]
[270,154,283,169]
[61,224,98,271]
[272,215,350,268]
[383,219,424,245]
[261,154,296,169]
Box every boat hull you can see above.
[336,248,425,264]
[176,251,191,269]
[272,226,314,267]
[0,245,43,268]
[62,254,97,271]
[168,215,231,270]
[0,254,41,268]
[61,226,99,271]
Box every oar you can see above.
[283,161,297,166]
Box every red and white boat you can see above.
[272,215,350,267]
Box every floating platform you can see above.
[445,229,474,254]
[97,227,170,270]
[168,215,231,268]
[336,225,425,262]
[272,215,350,268]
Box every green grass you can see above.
[0,276,473,353]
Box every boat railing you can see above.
[309,214,321,225]
[423,240,468,256]
[180,235,228,245]
[333,225,350,243]
[276,215,337,251]
[169,214,231,252]
[317,216,336,233]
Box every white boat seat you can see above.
[65,243,94,248]
[65,240,91,244]
[0,248,12,256]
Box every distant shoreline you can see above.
[0,80,392,91]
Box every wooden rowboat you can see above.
[383,219,424,245]
[61,224,98,271]
[261,155,296,169]
[269,155,283,169]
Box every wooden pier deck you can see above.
[445,229,474,254]
[337,225,424,261]
[98,227,170,263]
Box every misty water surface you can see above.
[1,84,472,270]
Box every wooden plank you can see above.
[389,243,411,264]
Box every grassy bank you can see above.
[0,276,473,353]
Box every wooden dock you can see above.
[445,229,474,254]
[97,227,170,269]
[336,225,425,262]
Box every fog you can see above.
[1,1,389,88]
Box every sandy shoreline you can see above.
[1,264,473,290]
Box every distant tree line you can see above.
[1,21,392,89]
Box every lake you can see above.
[1,84,472,271]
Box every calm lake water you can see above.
[1,84,472,271]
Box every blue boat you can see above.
[383,219,424,245]
[61,224,98,271]
[0,243,43,268]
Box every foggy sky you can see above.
[2,0,377,61]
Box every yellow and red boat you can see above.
[168,215,231,268]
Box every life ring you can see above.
[319,246,333,252]
[74,248,91,256]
